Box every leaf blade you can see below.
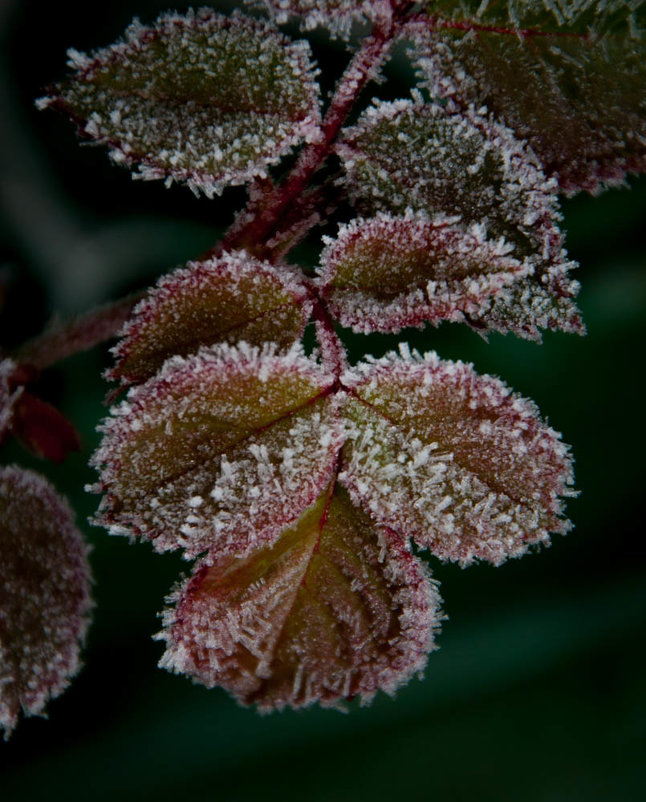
[0,467,92,739]
[40,10,322,197]
[157,483,440,709]
[340,346,576,566]
[93,343,343,559]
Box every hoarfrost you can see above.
[0,466,92,739]
[39,9,322,196]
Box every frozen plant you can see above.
[1,0,645,728]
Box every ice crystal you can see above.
[0,466,92,739]
[249,0,405,37]
[39,9,322,197]
[110,252,312,386]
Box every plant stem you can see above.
[14,292,143,369]
[222,16,401,256]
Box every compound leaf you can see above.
[340,345,576,566]
[92,343,343,560]
[318,212,528,334]
[39,9,321,197]
[157,482,440,710]
[110,252,312,387]
[0,466,92,739]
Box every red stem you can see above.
[222,16,401,255]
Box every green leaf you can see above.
[340,346,576,566]
[249,1,407,36]
[337,98,582,338]
[39,9,321,197]
[0,467,92,739]
[318,212,528,334]
[157,483,440,710]
[110,252,312,387]
[92,343,342,560]
[411,3,646,194]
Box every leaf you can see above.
[410,3,646,194]
[110,252,312,387]
[157,482,440,710]
[10,392,81,463]
[337,98,583,338]
[317,212,529,334]
[339,345,576,567]
[38,9,321,198]
[92,342,343,560]
[0,466,92,739]
[248,1,406,36]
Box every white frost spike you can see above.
[317,212,529,334]
[92,342,344,560]
[41,9,322,196]
[0,466,92,739]
[340,346,576,566]
[248,1,404,38]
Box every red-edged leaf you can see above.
[0,466,92,739]
[317,212,528,334]
[92,343,343,560]
[410,5,646,194]
[157,482,440,710]
[249,1,405,36]
[11,393,81,462]
[337,98,583,338]
[340,345,576,566]
[38,9,321,198]
[110,252,312,387]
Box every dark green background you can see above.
[1,2,645,799]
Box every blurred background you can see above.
[1,1,645,799]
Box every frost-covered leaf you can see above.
[39,9,321,198]
[92,343,343,560]
[318,212,528,334]
[110,252,312,386]
[157,483,440,710]
[249,0,405,36]
[0,466,92,739]
[340,345,575,566]
[410,3,646,194]
[337,98,583,338]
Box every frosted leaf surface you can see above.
[157,483,440,710]
[92,343,343,560]
[248,1,405,36]
[0,466,92,739]
[39,9,321,197]
[340,346,575,566]
[338,99,583,338]
[318,212,528,334]
[411,2,646,194]
[110,252,312,386]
